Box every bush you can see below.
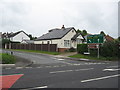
[100,40,120,58]
[77,44,88,54]
[89,49,97,56]
[0,53,16,64]
[68,47,76,52]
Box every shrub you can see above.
[68,47,76,52]
[77,44,88,54]
[89,49,97,56]
[100,40,120,58]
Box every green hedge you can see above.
[100,40,120,58]
[77,44,88,54]
[0,53,16,64]
[77,40,120,60]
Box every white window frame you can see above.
[64,40,70,47]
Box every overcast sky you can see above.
[0,0,119,38]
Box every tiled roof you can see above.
[36,27,75,40]
[105,35,114,41]
[71,33,85,40]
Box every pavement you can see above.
[1,49,119,89]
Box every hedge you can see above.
[77,40,120,59]
[77,44,88,54]
[100,40,120,58]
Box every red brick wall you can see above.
[58,48,68,52]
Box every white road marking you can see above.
[103,68,120,71]
[73,64,81,66]
[50,68,94,74]
[75,68,94,71]
[21,86,48,90]
[36,67,42,68]
[46,66,52,68]
[107,66,118,68]
[5,68,11,69]
[57,59,65,61]
[16,67,23,69]
[80,58,89,61]
[25,67,32,69]
[81,74,120,83]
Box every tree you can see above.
[82,30,87,36]
[28,34,37,40]
[76,29,82,33]
[100,31,106,36]
[28,34,33,40]
[118,36,120,41]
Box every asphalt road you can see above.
[2,50,119,89]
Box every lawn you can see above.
[8,49,60,55]
[0,53,16,64]
[69,54,118,61]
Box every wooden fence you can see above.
[5,43,57,52]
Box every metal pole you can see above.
[97,44,99,58]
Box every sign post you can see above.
[87,34,103,58]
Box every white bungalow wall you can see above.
[10,32,30,42]
[34,29,79,48]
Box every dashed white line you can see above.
[16,67,23,69]
[36,67,42,68]
[46,66,52,68]
[50,68,94,74]
[25,67,32,69]
[81,74,120,83]
[5,68,11,69]
[57,59,65,61]
[20,86,48,90]
[107,66,118,68]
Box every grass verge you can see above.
[7,49,60,55]
[0,53,16,64]
[69,54,118,61]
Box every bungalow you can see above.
[34,25,84,52]
[2,30,30,43]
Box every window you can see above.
[47,41,50,44]
[64,40,70,47]
[77,39,82,44]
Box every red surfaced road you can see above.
[0,74,23,90]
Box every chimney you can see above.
[61,25,65,29]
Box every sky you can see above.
[0,0,119,38]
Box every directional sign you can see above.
[87,34,104,43]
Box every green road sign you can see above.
[87,34,104,43]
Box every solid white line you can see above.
[103,68,120,71]
[81,74,120,83]
[21,86,48,90]
[50,68,94,74]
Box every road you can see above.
[1,50,119,89]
